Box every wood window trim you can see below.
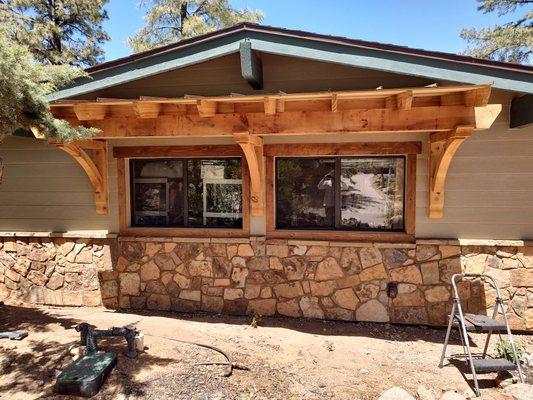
[265,142,419,243]
[116,146,250,238]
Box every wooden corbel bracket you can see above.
[54,140,109,215]
[233,132,264,217]
[428,125,474,218]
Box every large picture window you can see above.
[130,158,242,228]
[275,157,405,231]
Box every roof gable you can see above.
[48,23,533,101]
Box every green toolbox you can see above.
[55,352,117,397]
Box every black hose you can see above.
[144,333,249,377]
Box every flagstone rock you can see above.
[119,273,140,296]
[332,288,358,310]
[359,247,382,268]
[274,282,304,299]
[424,286,450,303]
[46,272,64,290]
[310,280,337,297]
[390,265,422,284]
[377,387,415,400]
[147,294,171,310]
[359,264,387,282]
[356,299,389,322]
[247,299,276,316]
[299,296,324,319]
[277,299,301,317]
[315,257,344,281]
[140,261,160,281]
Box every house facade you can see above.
[1,24,532,329]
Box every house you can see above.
[0,23,532,329]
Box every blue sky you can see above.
[102,0,518,61]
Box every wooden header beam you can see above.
[82,104,501,139]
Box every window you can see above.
[275,157,405,231]
[130,158,242,228]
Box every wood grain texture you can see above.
[264,141,422,156]
[113,145,243,158]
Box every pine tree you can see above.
[128,0,263,52]
[0,0,110,67]
[461,0,532,64]
[0,25,95,142]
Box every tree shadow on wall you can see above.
[0,304,175,399]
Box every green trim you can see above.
[246,31,533,93]
[239,40,263,90]
[47,32,250,101]
[510,94,533,128]
[47,29,533,101]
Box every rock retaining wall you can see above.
[0,236,531,330]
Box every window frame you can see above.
[265,142,419,243]
[116,145,250,238]
[275,155,406,232]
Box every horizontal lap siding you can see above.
[416,91,533,239]
[0,136,119,232]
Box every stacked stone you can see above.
[0,236,531,330]
[0,237,109,306]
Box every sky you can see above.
[102,0,520,62]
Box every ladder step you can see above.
[471,358,517,373]
[452,313,507,332]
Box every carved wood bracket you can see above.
[428,126,474,219]
[54,140,109,215]
[233,132,264,217]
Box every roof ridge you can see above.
[86,22,533,75]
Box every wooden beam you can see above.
[73,103,108,121]
[196,99,217,117]
[385,90,413,110]
[85,104,502,138]
[264,97,277,115]
[510,94,533,128]
[233,132,264,217]
[428,125,474,219]
[239,40,263,90]
[55,142,109,214]
[113,144,242,158]
[463,85,491,107]
[264,141,422,156]
[331,93,338,112]
[133,101,161,118]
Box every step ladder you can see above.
[438,273,524,397]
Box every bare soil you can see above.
[0,303,531,400]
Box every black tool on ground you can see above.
[439,273,524,397]
[0,330,28,340]
[55,352,117,397]
[76,323,138,358]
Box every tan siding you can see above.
[0,136,119,232]
[80,53,432,99]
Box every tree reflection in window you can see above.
[276,157,404,231]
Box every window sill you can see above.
[120,227,249,238]
[266,229,414,243]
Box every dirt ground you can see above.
[0,304,531,400]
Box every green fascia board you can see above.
[47,32,250,101]
[47,29,533,101]
[246,31,533,94]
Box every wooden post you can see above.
[233,132,264,217]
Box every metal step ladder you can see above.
[438,273,524,397]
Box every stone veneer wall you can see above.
[0,237,113,307]
[0,236,531,330]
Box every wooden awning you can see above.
[51,84,495,124]
[49,83,502,220]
